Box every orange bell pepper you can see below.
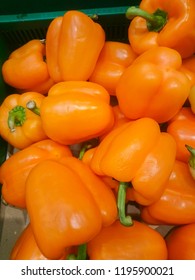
[27,81,114,145]
[0,139,72,208]
[126,0,195,59]
[25,156,117,260]
[167,107,195,163]
[116,46,191,123]
[141,160,195,225]
[90,118,176,225]
[10,223,77,260]
[165,223,195,260]
[180,55,195,88]
[1,39,54,93]
[87,220,168,260]
[0,91,48,150]
[89,41,137,95]
[45,10,105,82]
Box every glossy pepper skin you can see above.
[25,156,117,260]
[0,139,72,208]
[116,46,191,123]
[1,39,54,93]
[87,220,168,260]
[38,81,114,145]
[46,10,105,82]
[126,0,195,59]
[165,223,195,260]
[167,107,195,163]
[89,41,137,95]
[141,160,195,225]
[90,118,176,206]
[10,223,76,260]
[0,91,48,150]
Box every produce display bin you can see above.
[0,0,170,260]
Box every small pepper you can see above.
[0,91,48,149]
[116,46,191,123]
[126,0,195,58]
[0,139,72,208]
[1,39,54,93]
[25,156,117,260]
[45,10,105,82]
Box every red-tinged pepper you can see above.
[25,157,117,259]
[0,91,48,150]
[1,39,54,93]
[89,41,137,95]
[87,220,168,260]
[0,139,72,208]
[126,0,195,59]
[141,160,195,225]
[116,46,191,123]
[45,10,105,82]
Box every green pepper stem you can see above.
[117,182,133,227]
[78,144,92,160]
[126,6,168,32]
[67,244,87,260]
[26,100,40,116]
[8,105,26,132]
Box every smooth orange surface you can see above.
[25,159,103,259]
[116,47,191,123]
[128,0,195,58]
[141,160,195,224]
[87,220,168,260]
[0,139,72,208]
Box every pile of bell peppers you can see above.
[1,0,195,260]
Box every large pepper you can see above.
[87,220,168,260]
[90,117,176,225]
[25,156,117,260]
[126,0,195,59]
[0,139,72,208]
[45,10,105,82]
[165,223,195,260]
[166,107,195,163]
[141,160,195,225]
[116,46,191,123]
[27,81,114,145]
[1,39,54,93]
[89,41,137,95]
[0,91,48,149]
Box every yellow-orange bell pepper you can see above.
[126,0,195,59]
[116,46,191,123]
[1,39,54,93]
[0,91,48,149]
[45,10,105,82]
[25,156,117,259]
[0,139,72,208]
[26,81,114,145]
[90,118,176,225]
[89,41,137,95]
